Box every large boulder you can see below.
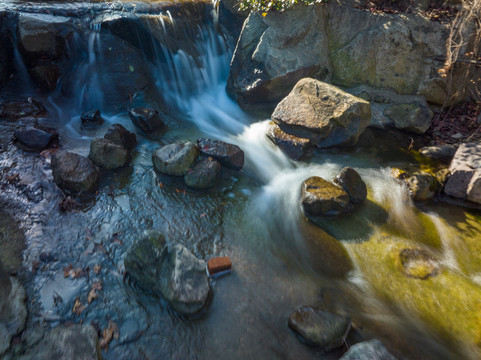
[197,138,244,170]
[340,339,397,360]
[128,107,165,133]
[333,167,367,204]
[383,102,433,134]
[288,306,351,350]
[184,158,222,189]
[272,78,371,148]
[444,143,481,204]
[301,176,351,216]
[227,6,330,108]
[125,232,211,315]
[19,325,100,360]
[51,150,100,193]
[152,142,199,177]
[0,268,27,356]
[89,138,130,170]
[13,127,58,151]
[103,123,137,151]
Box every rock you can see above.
[125,232,211,315]
[383,102,433,134]
[266,122,313,160]
[89,138,130,170]
[444,143,481,203]
[80,109,103,128]
[405,172,437,201]
[288,306,351,350]
[158,243,211,314]
[128,107,165,133]
[333,167,367,204]
[0,210,26,275]
[13,127,58,151]
[184,158,222,189]
[227,7,330,108]
[0,268,27,356]
[0,98,46,120]
[301,176,351,216]
[400,248,439,280]
[17,13,70,59]
[271,78,371,148]
[51,150,99,193]
[103,123,136,151]
[124,231,167,290]
[152,142,199,176]
[197,138,244,170]
[29,64,60,92]
[19,324,100,360]
[434,168,450,191]
[340,339,397,360]
[420,144,457,163]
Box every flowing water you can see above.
[1,1,481,359]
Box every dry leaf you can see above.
[63,264,73,277]
[99,320,119,350]
[93,264,101,274]
[158,182,164,189]
[88,289,97,304]
[72,298,85,316]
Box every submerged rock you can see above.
[125,232,211,315]
[340,339,397,360]
[80,109,103,128]
[266,122,313,160]
[152,142,199,176]
[19,324,100,360]
[301,176,350,216]
[406,172,437,201]
[104,123,137,152]
[444,143,481,204]
[13,127,58,151]
[197,138,244,170]
[288,306,351,350]
[51,150,99,193]
[383,102,433,134]
[128,107,165,133]
[272,78,371,148]
[399,248,439,280]
[334,167,367,204]
[89,138,130,170]
[0,268,27,356]
[184,158,222,189]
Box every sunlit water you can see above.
[1,2,481,360]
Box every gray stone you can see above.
[80,109,103,128]
[266,122,313,160]
[272,78,371,148]
[184,158,222,189]
[420,144,458,163]
[340,339,397,360]
[152,142,199,176]
[467,170,481,204]
[104,123,136,151]
[301,176,351,216]
[19,325,100,360]
[128,107,165,133]
[51,150,99,193]
[334,167,367,204]
[89,138,130,170]
[288,306,351,350]
[13,127,57,151]
[197,138,244,170]
[383,102,433,134]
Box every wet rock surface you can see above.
[103,123,136,151]
[400,248,439,280]
[301,176,351,216]
[405,172,437,201]
[51,150,100,193]
[340,339,397,360]
[272,78,371,148]
[89,138,130,170]
[197,138,244,170]
[29,64,60,92]
[184,158,222,189]
[128,107,165,133]
[13,127,58,151]
[0,210,26,275]
[334,167,367,205]
[152,142,199,177]
[0,98,46,120]
[288,306,351,350]
[80,109,103,128]
[266,122,313,160]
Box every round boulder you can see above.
[333,167,367,204]
[51,150,99,193]
[103,123,136,151]
[184,158,222,189]
[89,138,130,170]
[152,142,199,176]
[288,306,351,350]
[301,176,350,216]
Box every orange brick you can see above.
[207,257,232,275]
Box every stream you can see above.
[1,1,481,359]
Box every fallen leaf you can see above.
[94,264,101,274]
[158,182,164,189]
[88,289,98,304]
[100,320,119,350]
[72,298,86,316]
[63,264,74,277]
